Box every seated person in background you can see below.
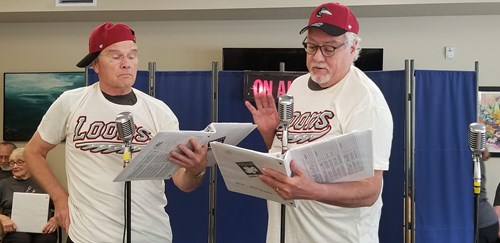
[0,148,58,243]
[494,161,500,243]
[478,147,499,243]
[0,142,16,181]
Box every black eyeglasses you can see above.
[302,39,345,57]
[9,160,25,167]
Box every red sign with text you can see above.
[243,71,306,101]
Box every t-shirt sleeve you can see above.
[37,91,74,145]
[345,106,393,171]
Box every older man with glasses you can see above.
[245,2,393,243]
[0,142,17,181]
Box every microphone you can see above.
[278,94,293,243]
[468,122,485,196]
[468,122,486,156]
[116,112,135,168]
[278,94,294,154]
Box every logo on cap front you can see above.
[316,7,332,18]
[311,23,324,28]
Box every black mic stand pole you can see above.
[123,144,132,243]
[473,154,481,243]
[125,182,131,243]
[280,123,289,243]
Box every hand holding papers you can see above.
[113,123,256,182]
[114,131,211,182]
[212,129,373,206]
[211,142,296,207]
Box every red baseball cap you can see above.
[76,22,136,68]
[300,2,359,36]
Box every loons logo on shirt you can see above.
[71,116,152,154]
[276,110,334,144]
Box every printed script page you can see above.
[113,130,212,182]
[285,129,373,183]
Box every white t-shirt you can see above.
[38,83,179,242]
[267,66,393,243]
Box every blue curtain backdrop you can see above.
[86,68,476,243]
[87,70,213,243]
[414,70,476,242]
[215,71,269,243]
[365,70,406,243]
[208,70,407,243]
[155,71,212,243]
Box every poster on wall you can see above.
[3,72,85,141]
[478,86,500,156]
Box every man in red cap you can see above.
[246,2,393,242]
[25,22,209,242]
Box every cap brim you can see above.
[76,52,100,68]
[299,24,347,37]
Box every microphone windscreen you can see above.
[278,94,294,123]
[468,122,485,154]
[116,112,135,143]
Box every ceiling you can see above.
[1,3,500,23]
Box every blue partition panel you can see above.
[366,70,406,243]
[98,68,475,243]
[154,71,212,243]
[214,70,406,243]
[414,70,476,242]
[215,71,268,243]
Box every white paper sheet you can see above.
[114,130,212,182]
[285,129,373,183]
[211,142,297,207]
[204,123,257,166]
[11,192,50,233]
[113,123,256,182]
[211,129,374,206]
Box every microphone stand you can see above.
[469,122,485,243]
[472,154,481,243]
[123,143,132,243]
[280,123,289,243]
[125,182,131,243]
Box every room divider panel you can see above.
[86,67,476,243]
[413,70,476,242]
[365,70,406,243]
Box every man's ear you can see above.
[350,41,358,55]
[91,60,99,73]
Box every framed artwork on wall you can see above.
[3,72,85,141]
[478,86,500,157]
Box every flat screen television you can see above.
[222,47,383,72]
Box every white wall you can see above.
[2,0,496,11]
[1,14,499,202]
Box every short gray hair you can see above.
[344,32,362,62]
[10,147,25,161]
